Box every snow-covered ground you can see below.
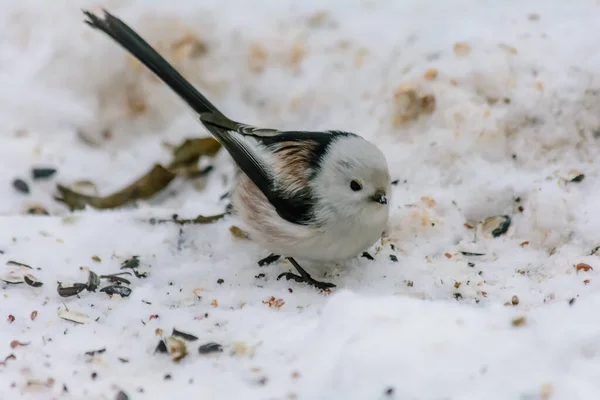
[2,0,600,398]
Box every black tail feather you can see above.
[83,9,223,117]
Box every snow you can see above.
[2,0,600,398]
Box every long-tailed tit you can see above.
[83,10,391,289]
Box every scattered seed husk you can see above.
[120,256,140,270]
[570,174,585,182]
[100,285,132,297]
[460,251,486,256]
[6,260,32,269]
[512,316,526,327]
[86,271,101,292]
[116,390,129,400]
[55,164,176,210]
[172,328,199,341]
[24,274,43,287]
[12,178,29,194]
[155,340,168,354]
[84,348,106,357]
[362,252,375,261]
[198,342,223,354]
[169,137,222,170]
[1,272,25,284]
[511,295,519,305]
[133,270,148,279]
[10,340,29,349]
[30,311,38,320]
[0,354,16,366]
[150,213,226,225]
[229,225,250,240]
[91,256,101,263]
[57,282,88,297]
[58,309,90,324]
[165,336,188,362]
[99,274,131,285]
[480,215,511,238]
[32,168,57,180]
[576,263,593,272]
[27,205,50,215]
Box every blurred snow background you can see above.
[1,0,600,399]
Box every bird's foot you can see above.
[277,257,336,290]
[277,272,336,290]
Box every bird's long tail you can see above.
[83,9,224,117]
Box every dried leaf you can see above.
[55,164,176,210]
[169,138,221,170]
[172,328,199,341]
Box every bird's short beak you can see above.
[372,190,387,205]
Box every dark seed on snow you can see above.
[7,260,32,269]
[120,256,140,270]
[385,387,395,396]
[468,262,475,267]
[460,251,486,256]
[133,270,148,279]
[391,179,400,185]
[100,285,132,297]
[57,283,88,297]
[155,340,168,354]
[115,390,129,400]
[570,174,585,183]
[86,271,101,292]
[100,274,131,285]
[569,298,576,306]
[32,168,57,180]
[172,328,199,341]
[24,274,43,287]
[361,252,375,261]
[198,342,223,354]
[12,179,29,194]
[85,348,106,356]
[255,273,265,279]
[217,278,224,284]
[453,293,463,300]
[389,255,398,262]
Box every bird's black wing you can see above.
[83,10,353,225]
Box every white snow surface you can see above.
[2,0,600,399]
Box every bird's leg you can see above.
[257,253,281,267]
[277,257,336,289]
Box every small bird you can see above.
[83,10,391,289]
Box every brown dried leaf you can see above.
[56,164,176,211]
[169,137,222,170]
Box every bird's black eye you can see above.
[350,180,362,191]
